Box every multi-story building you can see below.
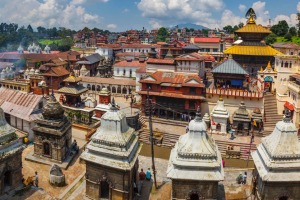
[95,44,122,61]
[121,44,151,54]
[139,71,205,120]
[113,59,146,79]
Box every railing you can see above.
[206,88,263,98]
[288,81,300,93]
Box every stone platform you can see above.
[25,150,78,170]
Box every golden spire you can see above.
[266,61,271,69]
[247,15,256,24]
[219,96,223,101]
[260,66,263,72]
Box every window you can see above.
[38,102,43,109]
[117,68,119,74]
[289,62,292,68]
[285,61,288,68]
[175,87,180,91]
[213,48,218,52]
[206,48,210,52]
[190,87,196,94]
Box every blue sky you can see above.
[0,0,299,31]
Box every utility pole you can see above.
[147,87,157,189]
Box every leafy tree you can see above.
[238,22,244,28]
[233,25,239,32]
[297,13,300,36]
[156,27,169,42]
[271,20,289,36]
[27,24,33,33]
[289,27,297,36]
[202,29,208,37]
[284,32,292,41]
[223,25,233,34]
[264,33,277,44]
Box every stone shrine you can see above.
[0,107,24,195]
[211,97,229,134]
[232,101,251,134]
[32,95,72,164]
[81,98,141,200]
[252,111,300,200]
[167,107,224,199]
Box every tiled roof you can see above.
[183,44,201,50]
[272,42,300,50]
[0,88,42,121]
[115,52,141,57]
[147,58,175,65]
[42,66,70,77]
[140,71,204,87]
[113,60,146,68]
[224,45,283,56]
[99,44,122,49]
[58,85,88,95]
[136,67,146,73]
[212,58,249,75]
[194,38,220,43]
[235,23,271,34]
[81,77,136,86]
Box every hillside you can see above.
[176,23,209,30]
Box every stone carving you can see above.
[49,164,65,187]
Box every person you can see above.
[138,169,146,195]
[236,173,243,184]
[146,168,151,180]
[186,125,189,133]
[34,171,39,187]
[243,172,247,184]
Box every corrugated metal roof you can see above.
[0,88,42,121]
[212,58,249,75]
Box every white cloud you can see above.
[149,19,162,29]
[239,4,246,12]
[221,10,245,27]
[0,0,103,30]
[107,24,117,30]
[297,2,300,12]
[122,8,129,13]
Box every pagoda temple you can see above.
[80,98,141,200]
[224,10,283,75]
[252,111,300,199]
[167,107,224,199]
[58,72,88,107]
[0,107,24,195]
[211,97,230,133]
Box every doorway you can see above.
[3,171,12,189]
[100,181,109,199]
[189,193,200,200]
[43,142,51,156]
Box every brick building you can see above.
[139,71,205,120]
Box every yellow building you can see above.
[0,79,30,93]
[224,15,283,75]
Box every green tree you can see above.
[223,25,233,34]
[238,22,244,28]
[271,20,289,36]
[156,27,169,42]
[289,26,297,36]
[284,32,292,41]
[27,24,33,33]
[297,13,300,36]
[264,33,277,44]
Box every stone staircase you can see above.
[261,94,283,137]
[138,130,257,160]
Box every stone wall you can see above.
[0,150,23,195]
[85,160,138,200]
[172,179,218,199]
[257,181,300,200]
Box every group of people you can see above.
[135,168,152,196]
[236,172,247,184]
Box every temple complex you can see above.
[257,61,277,93]
[0,107,24,195]
[211,97,230,134]
[252,111,300,199]
[224,13,282,75]
[80,98,141,200]
[167,107,224,199]
[31,95,72,164]
[232,101,251,135]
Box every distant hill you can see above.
[175,23,209,30]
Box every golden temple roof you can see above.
[224,45,283,56]
[63,75,82,83]
[235,16,271,34]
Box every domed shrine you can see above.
[167,107,224,199]
[0,107,24,195]
[32,95,72,164]
[81,98,141,200]
[252,110,300,199]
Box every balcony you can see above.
[288,81,300,93]
[206,88,263,99]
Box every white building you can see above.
[95,44,122,60]
[211,97,229,134]
[122,44,151,53]
[175,53,206,77]
[113,60,146,79]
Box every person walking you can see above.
[34,171,39,187]
[222,158,225,168]
[146,168,151,181]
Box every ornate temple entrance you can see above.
[3,171,12,188]
[264,76,273,92]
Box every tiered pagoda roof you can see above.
[252,111,300,182]
[81,98,141,170]
[167,108,224,181]
[58,73,88,95]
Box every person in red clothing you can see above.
[138,169,146,196]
